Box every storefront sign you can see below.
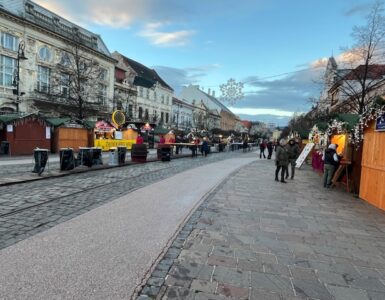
[6,124,13,132]
[295,142,314,169]
[94,139,135,150]
[376,113,385,131]
[45,127,51,139]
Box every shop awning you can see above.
[95,120,116,132]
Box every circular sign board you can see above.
[112,110,125,126]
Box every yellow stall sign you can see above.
[94,139,136,151]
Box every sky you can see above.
[35,0,378,126]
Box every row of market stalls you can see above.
[0,114,176,155]
[306,107,385,211]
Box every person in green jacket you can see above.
[275,139,289,183]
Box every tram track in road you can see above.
[0,165,174,219]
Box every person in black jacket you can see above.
[322,143,341,188]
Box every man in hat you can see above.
[322,143,341,188]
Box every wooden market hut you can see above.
[46,118,95,153]
[329,114,361,194]
[0,114,51,155]
[359,117,385,210]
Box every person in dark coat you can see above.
[285,138,301,179]
[201,137,210,157]
[267,141,274,159]
[322,143,341,188]
[275,139,289,183]
[259,140,266,158]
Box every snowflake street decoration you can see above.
[219,78,244,105]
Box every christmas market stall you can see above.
[308,124,328,172]
[351,99,385,210]
[93,111,137,151]
[0,114,51,155]
[46,118,94,153]
[326,114,360,193]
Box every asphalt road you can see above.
[0,155,256,299]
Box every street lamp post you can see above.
[12,41,28,113]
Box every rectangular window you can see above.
[98,84,107,103]
[99,68,107,81]
[161,95,164,104]
[146,89,150,99]
[128,104,133,118]
[0,55,16,86]
[60,73,70,97]
[2,33,18,51]
[165,112,169,124]
[37,65,50,93]
[139,87,143,97]
[161,112,164,123]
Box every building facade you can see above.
[171,97,193,131]
[179,85,239,131]
[112,51,173,126]
[0,0,115,119]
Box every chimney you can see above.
[212,90,215,97]
[208,88,211,95]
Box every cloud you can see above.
[138,22,195,47]
[343,3,371,16]
[154,64,220,94]
[235,66,324,116]
[229,107,296,117]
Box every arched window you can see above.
[39,46,52,62]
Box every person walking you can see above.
[322,143,341,188]
[201,137,210,157]
[285,138,300,179]
[275,139,289,183]
[267,141,274,159]
[259,140,266,159]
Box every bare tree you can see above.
[335,1,385,114]
[51,29,106,119]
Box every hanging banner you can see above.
[375,113,385,131]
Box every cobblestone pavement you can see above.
[0,150,247,250]
[137,160,385,300]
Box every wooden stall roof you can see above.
[153,126,169,135]
[45,118,95,130]
[0,114,23,124]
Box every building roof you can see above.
[117,53,173,91]
[1,0,111,57]
[343,64,385,80]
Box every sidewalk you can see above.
[0,149,170,186]
[138,159,385,300]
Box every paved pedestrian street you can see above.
[138,160,385,300]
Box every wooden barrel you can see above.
[131,144,148,163]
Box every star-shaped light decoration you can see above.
[219,78,244,105]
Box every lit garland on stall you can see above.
[349,103,385,147]
[326,119,348,136]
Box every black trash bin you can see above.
[160,145,171,161]
[0,141,9,155]
[59,148,75,171]
[117,146,127,164]
[78,147,93,167]
[32,148,49,175]
[92,147,103,165]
